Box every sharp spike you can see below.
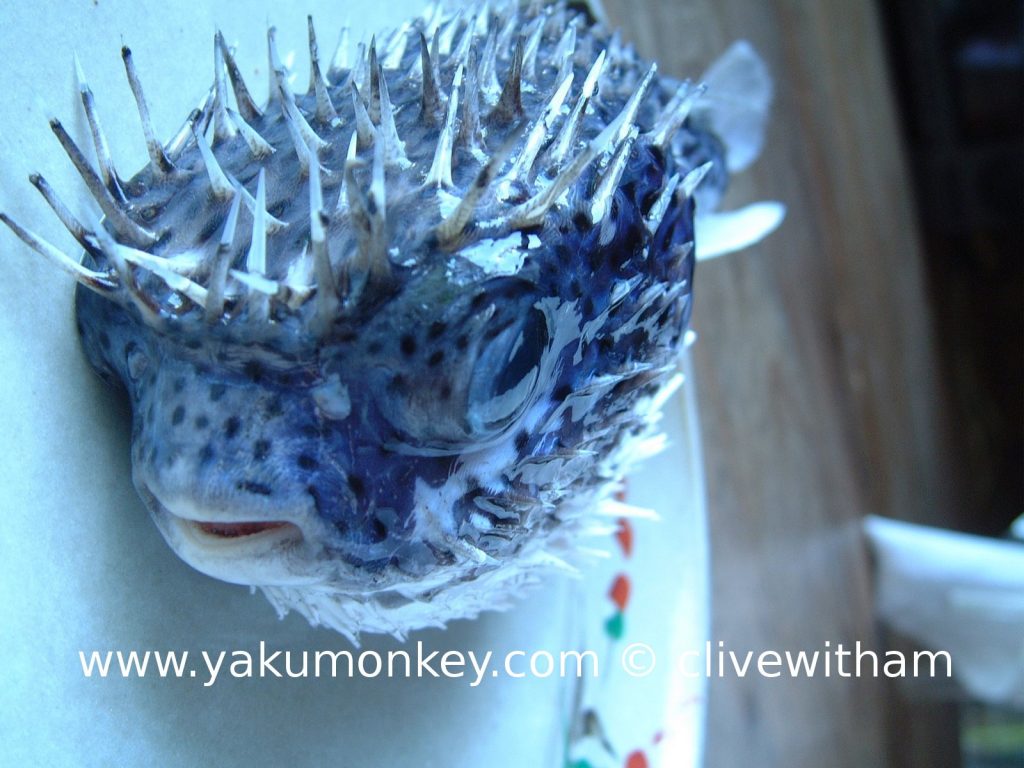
[29,173,92,250]
[307,16,340,125]
[609,63,656,145]
[308,162,338,329]
[350,82,376,149]
[648,81,704,148]
[458,50,483,153]
[217,33,261,122]
[645,173,680,234]
[425,64,463,188]
[165,88,214,160]
[430,26,441,72]
[478,26,501,99]
[367,37,381,123]
[545,51,606,169]
[436,124,525,245]
[73,54,126,202]
[121,46,175,175]
[582,48,607,98]
[49,118,158,247]
[382,22,411,70]
[451,13,477,66]
[267,26,285,107]
[0,212,115,294]
[232,179,288,233]
[280,82,330,154]
[206,188,242,319]
[419,31,443,126]
[211,33,235,142]
[192,125,234,199]
[553,24,577,82]
[227,107,275,158]
[351,42,369,93]
[327,25,351,81]
[521,16,546,81]
[377,66,410,167]
[590,126,638,223]
[509,127,605,227]
[422,0,444,38]
[495,5,520,57]
[118,248,209,306]
[506,71,574,181]
[682,161,713,197]
[245,169,270,320]
[334,132,358,214]
[489,36,524,124]
[283,111,312,177]
[344,146,390,291]
[436,9,464,56]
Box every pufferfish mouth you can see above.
[137,482,317,586]
[193,520,292,538]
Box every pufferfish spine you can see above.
[1,0,783,642]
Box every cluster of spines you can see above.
[1,1,708,332]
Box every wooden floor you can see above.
[603,1,963,765]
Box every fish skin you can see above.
[5,1,772,640]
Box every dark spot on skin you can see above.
[195,415,209,429]
[455,334,469,351]
[297,454,318,471]
[573,211,590,231]
[99,331,110,349]
[243,360,264,383]
[199,444,215,466]
[185,338,203,350]
[266,397,284,418]
[173,377,185,393]
[583,297,595,317]
[400,334,416,356]
[427,321,446,340]
[224,416,241,439]
[367,341,382,355]
[427,350,444,367]
[470,292,488,311]
[237,480,272,496]
[515,430,529,452]
[439,383,452,401]
[348,475,365,499]
[254,440,271,461]
[369,519,388,543]
[210,383,226,401]
[389,374,405,392]
[171,405,185,426]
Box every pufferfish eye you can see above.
[467,305,549,436]
[374,293,551,457]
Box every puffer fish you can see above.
[1,0,782,641]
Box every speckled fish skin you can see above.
[6,1,757,639]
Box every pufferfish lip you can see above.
[137,482,319,586]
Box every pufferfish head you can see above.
[0,1,776,639]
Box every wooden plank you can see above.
[603,0,962,765]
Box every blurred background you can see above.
[603,0,1022,765]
